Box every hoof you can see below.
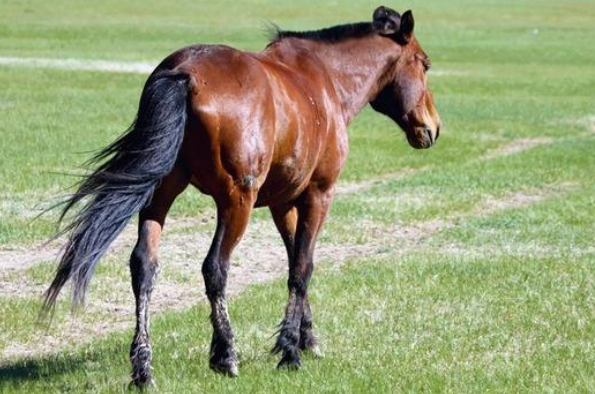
[209,337,239,377]
[128,377,155,391]
[210,357,239,377]
[299,332,321,357]
[130,344,153,389]
[277,352,302,371]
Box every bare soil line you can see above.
[391,184,575,240]
[481,138,553,160]
[0,216,204,271]
[0,219,378,360]
[335,167,422,195]
[574,116,595,134]
[0,247,62,271]
[0,184,570,360]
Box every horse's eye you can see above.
[416,54,431,72]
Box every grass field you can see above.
[1,0,594,392]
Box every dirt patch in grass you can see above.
[482,138,553,160]
[0,247,61,271]
[0,216,202,271]
[335,167,422,195]
[0,218,380,359]
[392,184,575,239]
[479,190,550,214]
[575,116,595,134]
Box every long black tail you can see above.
[42,70,190,314]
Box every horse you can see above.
[42,5,440,386]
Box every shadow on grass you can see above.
[0,342,126,388]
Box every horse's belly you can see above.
[254,157,314,207]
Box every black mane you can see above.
[270,22,376,43]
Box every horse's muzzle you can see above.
[407,124,438,149]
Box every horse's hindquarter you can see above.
[172,44,347,205]
[173,46,275,199]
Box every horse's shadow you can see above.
[0,342,124,386]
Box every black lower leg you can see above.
[299,297,319,354]
[273,290,303,369]
[127,167,188,386]
[273,187,331,369]
[274,260,313,369]
[129,242,159,386]
[203,256,238,376]
[208,297,238,376]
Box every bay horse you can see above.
[42,6,440,386]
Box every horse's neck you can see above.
[304,38,395,125]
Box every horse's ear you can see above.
[400,10,415,43]
[372,6,401,35]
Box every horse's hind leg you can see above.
[203,188,255,376]
[129,165,189,387]
[270,205,320,356]
[272,186,332,369]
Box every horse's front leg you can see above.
[202,188,255,376]
[129,165,188,387]
[272,186,333,369]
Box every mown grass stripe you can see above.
[0,56,155,74]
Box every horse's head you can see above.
[369,7,441,149]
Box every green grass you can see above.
[2,253,595,393]
[1,0,594,392]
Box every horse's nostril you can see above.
[424,127,434,144]
[436,125,440,140]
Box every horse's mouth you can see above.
[406,125,435,149]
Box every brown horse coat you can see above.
[43,6,440,385]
